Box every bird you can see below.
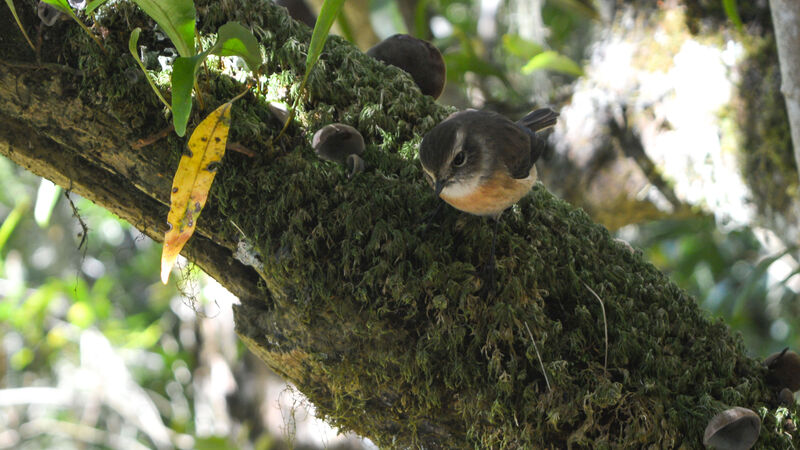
[418,107,558,293]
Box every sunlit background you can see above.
[2,0,799,448]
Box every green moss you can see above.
[736,35,799,216]
[55,0,798,446]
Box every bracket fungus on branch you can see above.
[367,34,446,99]
[312,123,366,177]
[703,407,761,450]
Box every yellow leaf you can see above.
[161,101,232,284]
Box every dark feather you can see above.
[516,108,559,133]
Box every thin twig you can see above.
[226,141,256,158]
[131,125,174,149]
[64,187,88,257]
[583,282,609,372]
[524,321,552,392]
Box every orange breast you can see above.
[440,172,535,216]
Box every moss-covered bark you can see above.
[0,0,797,447]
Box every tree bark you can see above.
[0,0,796,447]
[768,0,800,185]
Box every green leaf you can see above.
[5,0,35,50]
[0,197,29,255]
[444,52,509,84]
[302,0,345,88]
[722,0,743,31]
[67,301,96,328]
[335,9,355,44]
[85,0,110,16]
[171,54,206,137]
[276,0,344,139]
[521,50,584,76]
[209,22,263,72]
[10,347,33,370]
[413,0,430,38]
[40,0,71,14]
[128,28,171,111]
[502,34,543,60]
[131,0,196,57]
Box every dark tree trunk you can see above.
[0,0,796,447]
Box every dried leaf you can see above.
[161,101,232,284]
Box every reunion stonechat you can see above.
[419,107,558,292]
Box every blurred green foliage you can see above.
[628,217,799,356]
[0,157,202,446]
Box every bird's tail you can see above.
[516,108,559,133]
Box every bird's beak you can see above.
[434,180,444,198]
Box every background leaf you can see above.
[547,0,601,20]
[5,0,35,50]
[722,0,743,31]
[521,50,584,76]
[209,22,263,72]
[502,34,543,60]
[131,0,196,57]
[161,101,234,283]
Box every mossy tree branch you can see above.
[768,0,800,185]
[0,0,796,447]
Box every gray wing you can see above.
[471,113,534,180]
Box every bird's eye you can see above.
[452,151,466,167]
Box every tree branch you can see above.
[0,0,796,447]
[768,0,800,183]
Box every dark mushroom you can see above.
[703,407,760,450]
[312,124,365,166]
[346,154,365,178]
[367,34,446,99]
[765,348,800,392]
[268,102,290,123]
[778,387,795,406]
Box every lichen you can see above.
[735,35,799,216]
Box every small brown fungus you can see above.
[267,102,291,123]
[703,407,760,450]
[312,124,365,166]
[346,154,365,178]
[367,34,446,99]
[765,348,800,392]
[778,387,795,406]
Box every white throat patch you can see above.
[440,174,482,199]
